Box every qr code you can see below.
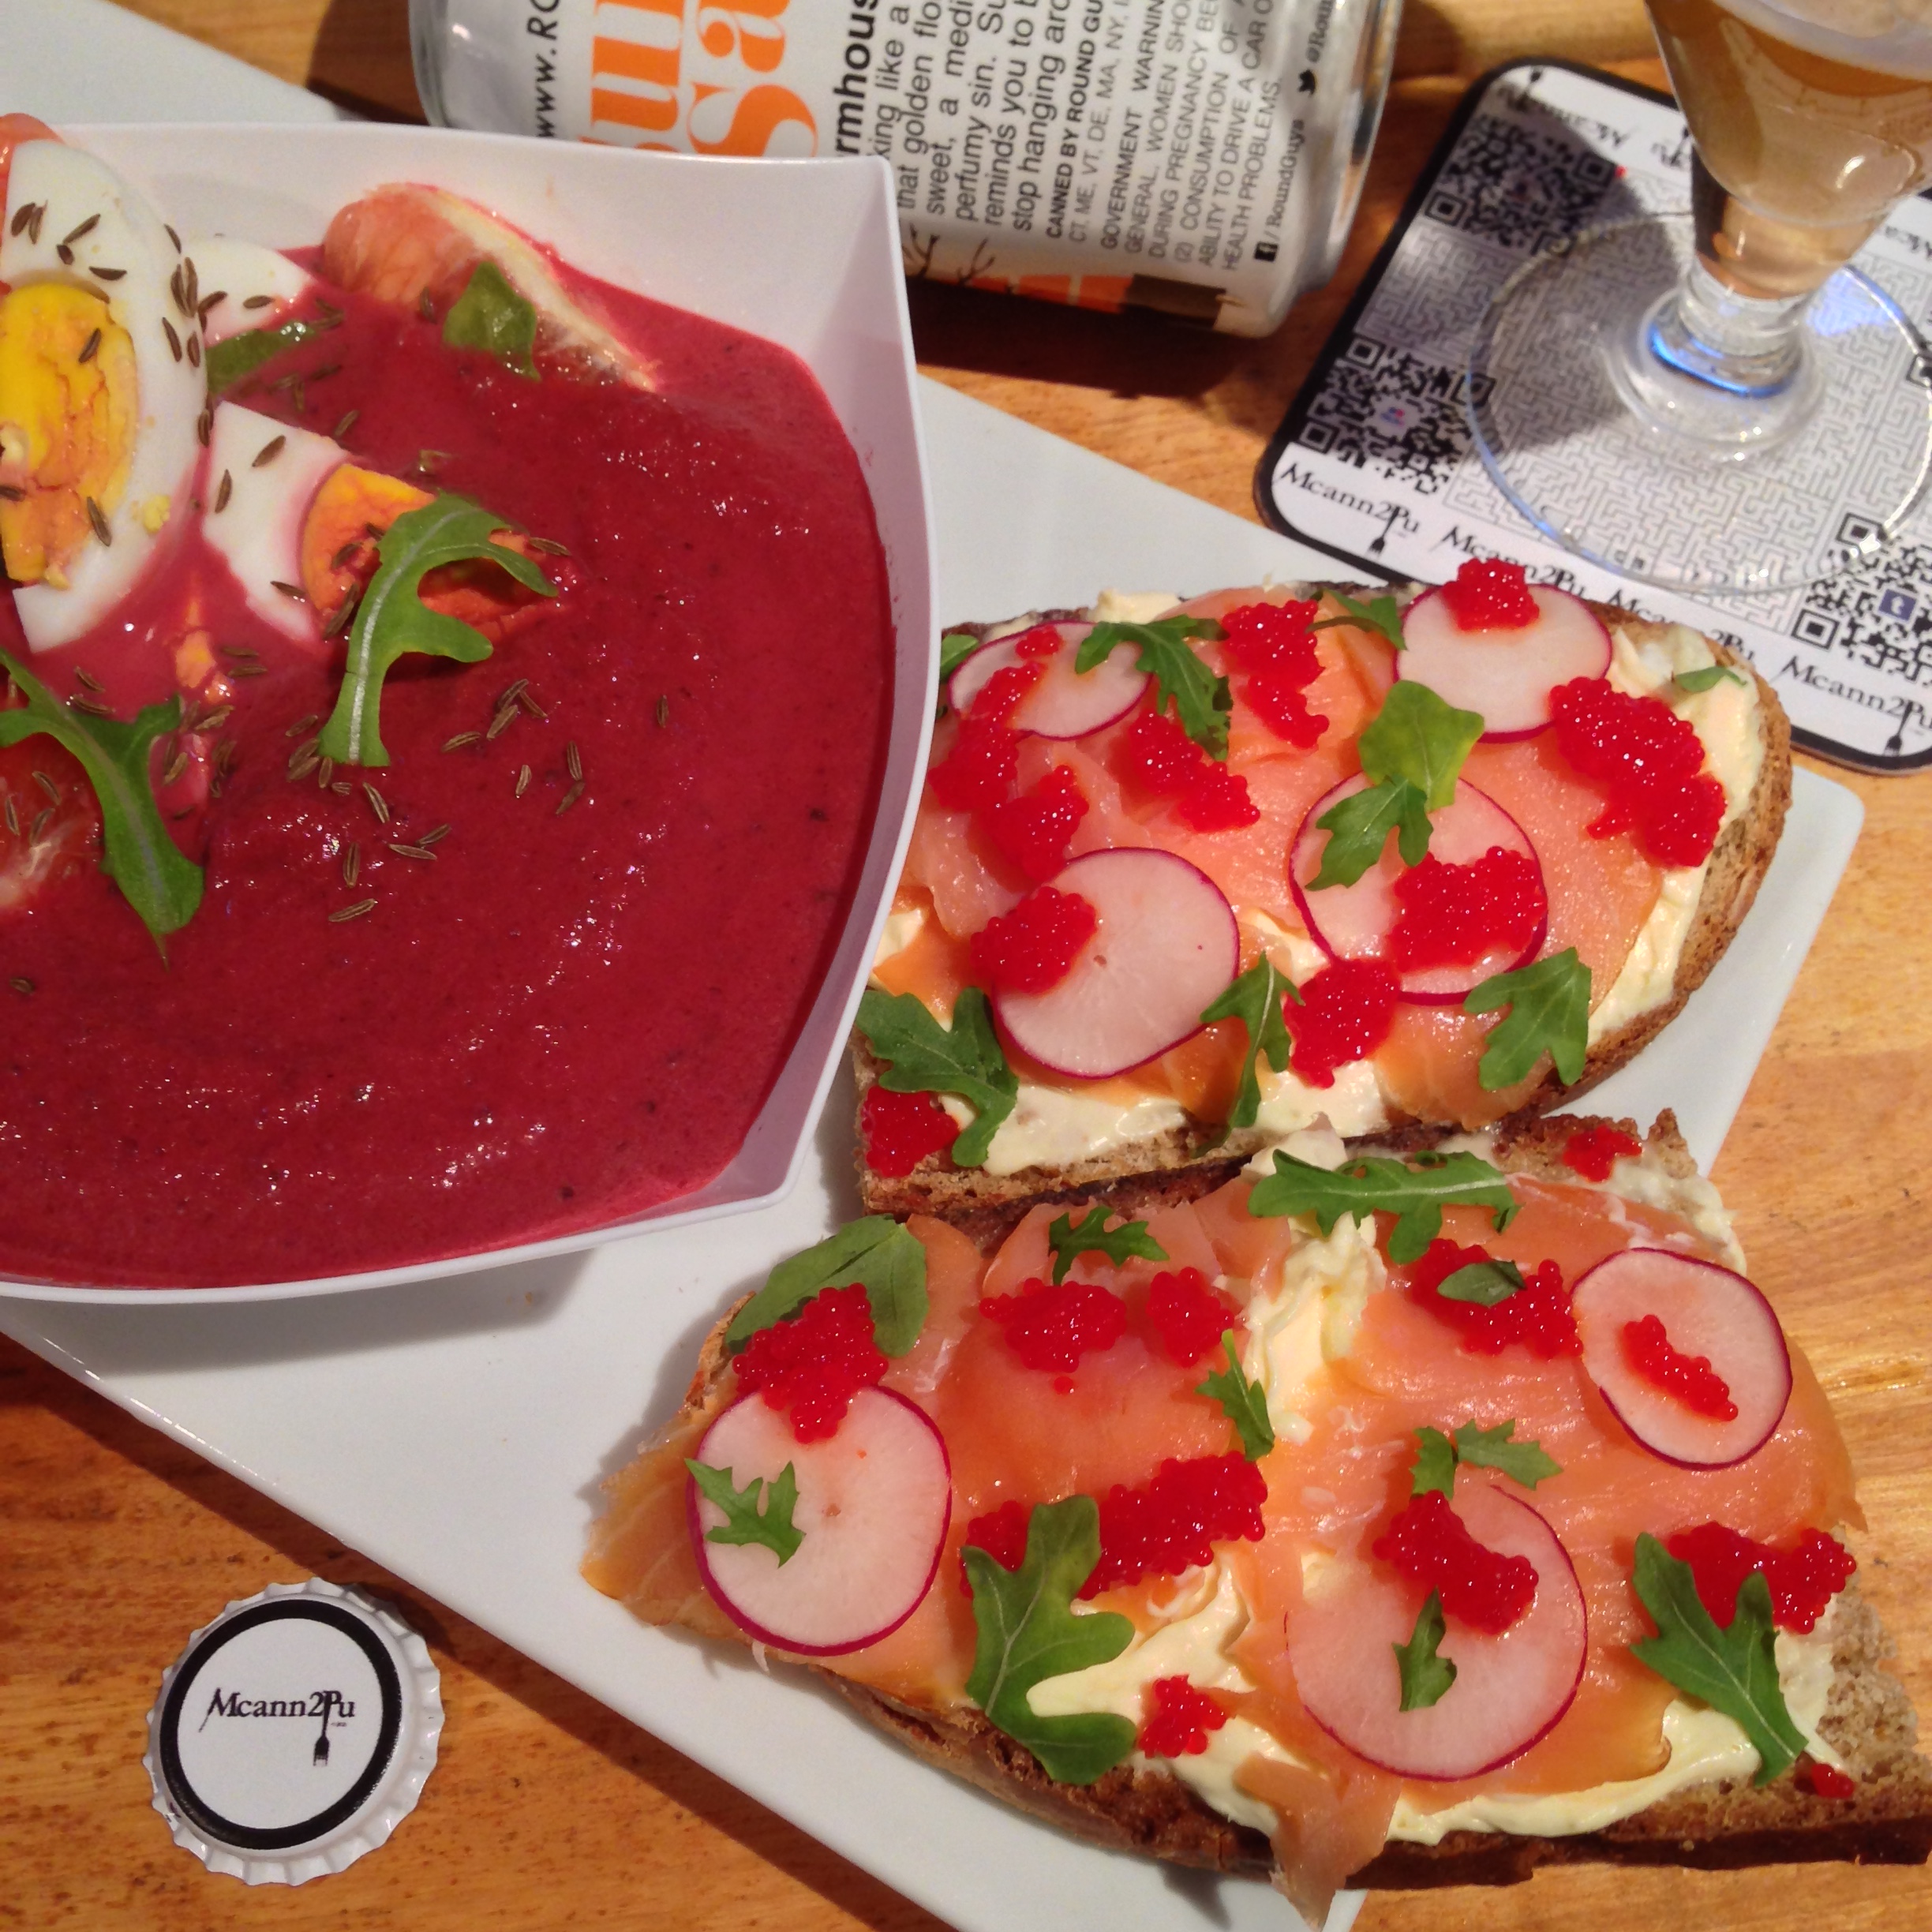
[1422,107,1622,256]
[1295,337,1481,496]
[1792,526,1932,685]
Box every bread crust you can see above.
[632,1114,1932,1887]
[856,593,1792,1234]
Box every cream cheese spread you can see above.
[873,904,925,972]
[949,1085,1191,1179]
[1091,588,1185,625]
[1237,1211,1386,1443]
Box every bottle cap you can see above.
[144,1578,443,1885]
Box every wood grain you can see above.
[5,5,1928,1930]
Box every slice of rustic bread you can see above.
[855,594,1792,1238]
[600,1114,1930,1894]
[832,1580,1932,1886]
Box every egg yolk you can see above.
[0,282,137,586]
[298,460,549,638]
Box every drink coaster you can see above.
[1256,59,1932,773]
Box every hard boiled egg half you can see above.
[0,135,206,650]
[204,401,551,653]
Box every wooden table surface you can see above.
[4,4,1929,1929]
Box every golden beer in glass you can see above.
[1650,0,1932,298]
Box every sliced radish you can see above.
[1398,586,1612,740]
[1574,1249,1792,1468]
[688,1388,951,1656]
[949,623,1149,740]
[1289,776,1547,1003]
[1288,1481,1587,1781]
[992,848,1239,1077]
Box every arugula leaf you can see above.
[1675,664,1748,694]
[1196,1332,1275,1461]
[1200,956,1300,1129]
[937,631,981,718]
[1074,616,1231,758]
[723,1216,929,1357]
[1631,1533,1807,1784]
[1410,1426,1458,1498]
[0,650,202,942]
[856,985,1017,1168]
[1309,775,1432,889]
[1464,949,1592,1091]
[204,313,333,395]
[1357,680,1485,811]
[963,1496,1138,1784]
[1409,1420,1559,1498]
[1453,1419,1560,1489]
[684,1459,804,1564]
[1436,1258,1526,1306]
[1046,1207,1167,1286]
[442,260,538,376]
[1313,589,1406,653]
[318,494,556,768]
[1248,1149,1521,1264]
[1394,1589,1457,1709]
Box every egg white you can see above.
[0,140,205,651]
[202,401,346,649]
[188,236,315,346]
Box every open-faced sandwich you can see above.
[586,1113,1932,1922]
[856,567,1789,1234]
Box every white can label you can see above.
[435,0,1365,330]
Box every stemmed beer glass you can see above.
[1469,0,1932,593]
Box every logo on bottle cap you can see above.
[144,1579,442,1885]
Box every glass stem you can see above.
[1646,256,1814,397]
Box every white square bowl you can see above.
[4,125,935,1303]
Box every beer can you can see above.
[410,0,1402,335]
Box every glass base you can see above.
[1468,218,1932,594]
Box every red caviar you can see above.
[1177,760,1260,833]
[1139,1676,1230,1758]
[984,764,1090,882]
[1146,1267,1242,1367]
[1667,1522,1855,1634]
[732,1284,887,1442]
[1622,1313,1738,1420]
[1373,1488,1538,1634]
[1084,1453,1268,1597]
[971,886,1098,994]
[928,713,1024,811]
[960,1458,1267,1598]
[1389,847,1546,972]
[859,1085,958,1178]
[1012,623,1065,659]
[1282,958,1399,1087]
[1121,710,1207,796]
[959,1498,1033,1593]
[1222,599,1327,748]
[1799,1757,1858,1799]
[1549,676,1727,867]
[979,1276,1128,1373]
[1407,1239,1578,1357]
[928,661,1047,811]
[1439,556,1540,631]
[1562,1122,1643,1181]
[971,659,1046,723]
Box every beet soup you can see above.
[0,185,895,1287]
